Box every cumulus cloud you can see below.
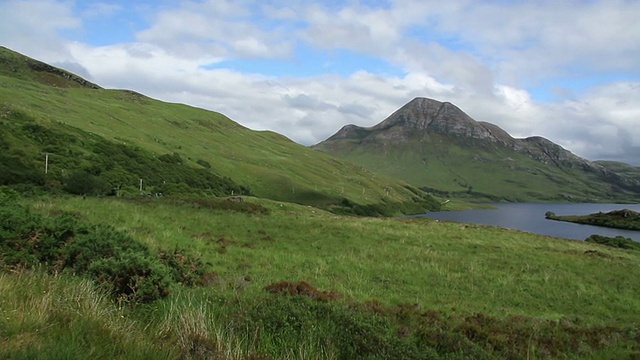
[1,0,639,165]
[0,0,79,60]
[547,82,640,162]
[135,0,293,60]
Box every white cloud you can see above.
[0,0,79,60]
[1,0,639,165]
[135,1,293,60]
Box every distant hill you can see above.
[313,97,640,202]
[595,160,640,180]
[0,46,439,215]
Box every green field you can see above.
[2,193,640,359]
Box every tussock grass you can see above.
[0,270,167,359]
[3,195,639,358]
[34,196,640,325]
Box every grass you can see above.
[0,270,170,359]
[0,46,434,210]
[28,195,640,322]
[2,195,640,358]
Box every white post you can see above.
[44,153,49,174]
[139,178,143,192]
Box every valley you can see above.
[1,47,640,359]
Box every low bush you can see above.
[158,248,208,286]
[89,251,173,304]
[331,194,441,217]
[0,189,209,303]
[585,234,640,250]
[63,170,109,196]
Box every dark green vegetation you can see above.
[2,194,640,359]
[314,98,640,202]
[585,234,640,251]
[546,209,640,230]
[0,190,208,303]
[0,46,438,216]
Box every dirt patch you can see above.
[264,281,340,302]
[261,235,274,242]
[49,209,83,218]
[216,237,236,246]
[216,246,228,254]
[200,272,220,286]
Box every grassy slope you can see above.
[320,133,630,202]
[29,196,640,323]
[596,160,640,179]
[2,196,639,358]
[0,47,429,209]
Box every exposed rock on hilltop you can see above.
[325,98,598,168]
[0,46,100,89]
[314,97,640,202]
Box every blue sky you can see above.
[1,0,639,164]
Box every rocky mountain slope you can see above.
[314,97,640,202]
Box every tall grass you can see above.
[32,196,640,325]
[0,270,169,359]
[3,195,639,358]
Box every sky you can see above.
[1,0,639,165]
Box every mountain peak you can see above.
[372,97,444,131]
[314,96,640,201]
[360,97,513,144]
[327,97,514,145]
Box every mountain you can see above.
[314,97,640,202]
[0,47,439,215]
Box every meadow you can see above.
[2,193,639,359]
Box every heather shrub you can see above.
[0,191,207,303]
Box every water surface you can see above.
[416,203,640,241]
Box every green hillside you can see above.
[321,134,629,202]
[596,160,640,179]
[0,46,438,214]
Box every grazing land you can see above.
[2,192,640,359]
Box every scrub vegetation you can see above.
[2,191,640,359]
